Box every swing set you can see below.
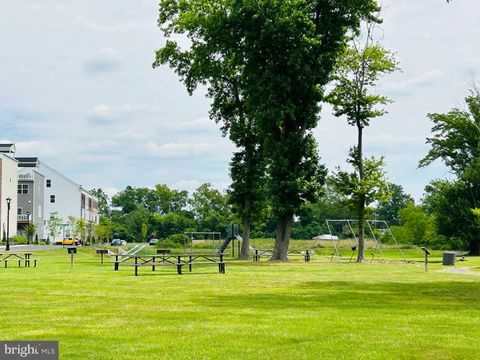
[315,219,406,263]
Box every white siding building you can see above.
[16,157,99,241]
[0,145,18,240]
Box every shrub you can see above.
[165,233,190,244]
[157,240,183,249]
[12,235,27,244]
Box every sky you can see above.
[0,0,478,201]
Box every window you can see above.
[50,213,56,220]
[50,195,56,203]
[17,184,29,194]
[17,208,22,215]
[46,179,51,187]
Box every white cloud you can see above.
[83,47,121,74]
[90,104,115,119]
[145,142,216,158]
[15,141,58,157]
[87,104,160,125]
[76,16,151,34]
[173,179,202,192]
[103,187,119,199]
[382,69,444,97]
[110,130,146,141]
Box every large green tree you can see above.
[90,188,111,217]
[154,0,269,259]
[112,186,159,214]
[420,88,480,254]
[326,23,397,262]
[390,202,435,246]
[293,177,354,239]
[154,184,189,214]
[190,183,231,232]
[155,0,380,261]
[376,183,414,225]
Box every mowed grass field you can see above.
[0,247,479,359]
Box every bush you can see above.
[166,233,190,244]
[155,234,189,249]
[11,235,27,244]
[156,240,183,249]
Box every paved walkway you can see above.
[442,266,480,275]
[0,244,59,251]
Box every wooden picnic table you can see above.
[252,249,313,262]
[114,253,227,276]
[0,252,36,268]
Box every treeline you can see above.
[87,181,417,246]
[92,161,480,254]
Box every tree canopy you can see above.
[420,88,480,254]
[155,0,381,260]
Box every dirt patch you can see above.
[441,267,480,275]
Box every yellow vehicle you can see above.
[55,238,80,246]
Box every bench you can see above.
[127,254,226,276]
[288,250,314,262]
[252,250,272,261]
[129,261,185,276]
[253,249,313,262]
[185,261,226,274]
[4,259,37,268]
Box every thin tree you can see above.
[326,22,397,262]
[47,212,62,243]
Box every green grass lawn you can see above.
[0,248,479,359]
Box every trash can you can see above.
[442,252,455,266]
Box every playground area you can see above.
[0,246,479,359]
[109,221,417,265]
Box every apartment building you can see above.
[17,167,45,239]
[17,157,99,241]
[0,144,18,240]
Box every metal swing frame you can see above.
[323,219,406,263]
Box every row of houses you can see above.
[0,144,99,242]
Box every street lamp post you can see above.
[6,197,11,251]
[26,211,31,245]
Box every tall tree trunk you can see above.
[239,215,251,260]
[357,195,366,262]
[357,123,366,262]
[270,214,293,261]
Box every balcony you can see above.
[18,173,34,180]
[17,214,30,222]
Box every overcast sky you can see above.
[0,0,478,201]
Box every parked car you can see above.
[149,238,159,246]
[111,239,127,246]
[55,238,80,246]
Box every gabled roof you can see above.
[0,143,16,154]
[16,157,39,167]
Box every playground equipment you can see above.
[317,219,406,263]
[219,224,256,256]
[365,220,406,262]
[107,244,147,258]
